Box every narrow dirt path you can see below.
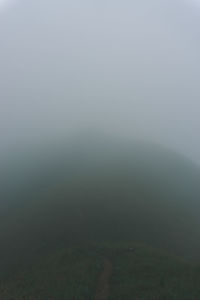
[94,257,112,300]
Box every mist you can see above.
[1,1,200,298]
[0,0,200,161]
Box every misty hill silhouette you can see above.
[1,135,200,277]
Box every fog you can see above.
[2,4,200,295]
[0,0,200,161]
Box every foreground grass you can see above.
[103,242,200,300]
[0,246,102,300]
[1,242,200,299]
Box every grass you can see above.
[106,242,200,300]
[1,242,200,299]
[0,246,102,300]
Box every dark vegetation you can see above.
[1,242,200,299]
[1,135,200,297]
[0,245,102,299]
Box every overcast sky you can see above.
[0,0,200,162]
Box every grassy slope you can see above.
[1,137,200,288]
[1,242,200,300]
[0,246,102,300]
[107,242,200,300]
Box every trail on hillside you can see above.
[94,258,112,300]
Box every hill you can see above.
[1,135,200,279]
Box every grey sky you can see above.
[0,0,200,161]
